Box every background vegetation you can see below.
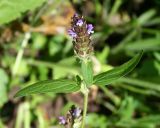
[0,0,160,127]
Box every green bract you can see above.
[15,79,80,97]
[93,51,143,86]
[81,60,93,87]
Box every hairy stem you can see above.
[81,92,88,128]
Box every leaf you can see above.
[15,79,80,97]
[0,0,45,24]
[138,59,160,76]
[137,9,156,25]
[93,51,143,86]
[81,60,93,86]
[118,77,160,92]
[154,52,160,61]
[124,38,160,51]
[118,96,136,120]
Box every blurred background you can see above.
[0,0,160,127]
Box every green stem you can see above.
[12,32,31,76]
[80,58,91,128]
[100,86,120,106]
[15,103,24,128]
[24,102,30,128]
[81,92,88,128]
[108,0,122,19]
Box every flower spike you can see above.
[68,13,94,59]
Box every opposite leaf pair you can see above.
[15,51,143,97]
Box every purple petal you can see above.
[72,108,81,118]
[76,19,83,26]
[68,29,77,38]
[58,116,66,125]
[74,13,79,17]
[87,24,94,34]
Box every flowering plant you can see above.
[15,14,143,128]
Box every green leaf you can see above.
[93,51,143,86]
[0,0,45,24]
[124,38,160,51]
[15,79,80,97]
[138,9,156,25]
[81,60,93,86]
[118,77,160,92]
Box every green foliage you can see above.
[0,68,8,107]
[0,120,5,128]
[116,115,160,128]
[49,35,65,56]
[1,0,160,127]
[125,38,160,51]
[86,113,108,128]
[118,95,137,120]
[32,33,47,50]
[0,0,45,24]
[15,79,80,97]
[93,51,143,86]
[15,102,31,128]
[118,77,160,94]
[137,9,156,26]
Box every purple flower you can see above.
[72,108,81,118]
[87,24,94,34]
[58,116,66,125]
[68,29,77,38]
[74,13,79,17]
[76,19,83,26]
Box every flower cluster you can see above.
[68,13,94,59]
[58,106,82,127]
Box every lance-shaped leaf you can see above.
[15,79,80,97]
[93,51,143,86]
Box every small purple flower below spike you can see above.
[68,29,77,38]
[74,13,79,17]
[72,108,81,118]
[58,116,66,125]
[76,19,83,26]
[87,24,94,34]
